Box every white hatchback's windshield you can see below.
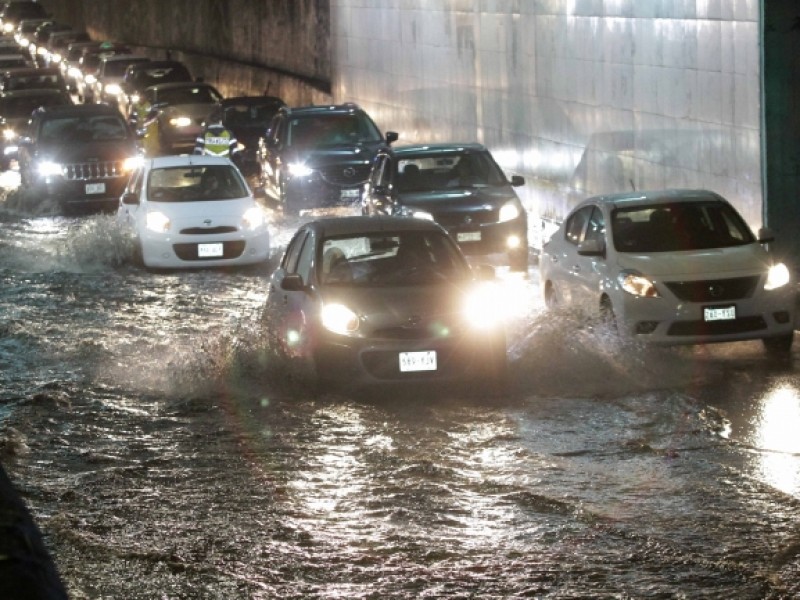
[147,165,248,202]
[320,230,470,286]
[612,201,755,252]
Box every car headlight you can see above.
[3,128,17,141]
[396,205,433,220]
[288,162,313,177]
[145,211,171,233]
[169,116,192,128]
[498,200,521,223]
[68,67,82,79]
[618,270,659,297]
[765,262,791,291]
[241,206,266,230]
[321,303,360,335]
[464,282,507,329]
[84,74,97,85]
[123,156,143,172]
[104,83,122,96]
[130,93,140,104]
[37,161,63,177]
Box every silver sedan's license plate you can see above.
[85,182,106,194]
[457,231,481,242]
[399,350,437,372]
[198,243,224,258]
[704,305,736,322]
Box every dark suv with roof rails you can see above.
[258,103,397,214]
[17,103,141,214]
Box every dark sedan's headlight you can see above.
[37,161,64,177]
[498,199,522,222]
[168,116,192,128]
[765,263,791,290]
[287,162,314,178]
[321,303,360,334]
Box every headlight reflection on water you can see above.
[753,383,800,496]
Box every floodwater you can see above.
[1,178,799,599]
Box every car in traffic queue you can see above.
[364,143,530,272]
[0,87,72,169]
[73,42,133,103]
[117,59,193,121]
[259,103,398,214]
[16,103,141,213]
[0,66,68,94]
[138,81,223,156]
[540,189,797,355]
[209,95,286,180]
[13,17,51,49]
[116,154,270,269]
[90,53,150,107]
[0,0,48,35]
[39,29,90,68]
[264,215,509,392]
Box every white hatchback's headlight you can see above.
[145,211,171,233]
[765,262,791,291]
[618,270,659,297]
[37,161,63,177]
[498,200,521,223]
[288,162,313,177]
[241,206,266,230]
[169,116,192,128]
[321,303,359,334]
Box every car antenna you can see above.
[629,178,636,191]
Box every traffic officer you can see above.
[194,114,237,157]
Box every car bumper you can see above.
[139,229,270,269]
[284,177,364,211]
[443,217,528,259]
[313,328,507,387]
[615,287,796,345]
[44,177,129,213]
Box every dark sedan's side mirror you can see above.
[121,192,139,205]
[385,131,399,145]
[577,238,605,257]
[757,227,775,243]
[281,273,306,292]
[510,175,525,187]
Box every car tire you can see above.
[763,332,794,356]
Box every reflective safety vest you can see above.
[195,123,237,157]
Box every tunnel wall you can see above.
[40,0,334,106]
[332,0,765,247]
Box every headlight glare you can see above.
[618,271,659,297]
[169,116,192,128]
[145,211,171,233]
[288,162,313,177]
[37,161,63,177]
[464,282,506,329]
[123,156,143,172]
[3,128,17,141]
[104,83,122,96]
[498,200,521,222]
[765,262,791,291]
[321,303,360,335]
[242,206,266,230]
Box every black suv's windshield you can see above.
[40,115,129,142]
[612,201,756,253]
[288,113,382,148]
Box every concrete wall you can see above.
[40,0,334,106]
[332,0,765,249]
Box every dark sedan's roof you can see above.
[306,215,448,238]
[145,81,217,93]
[34,103,124,118]
[389,142,487,157]
[220,95,285,108]
[0,88,68,99]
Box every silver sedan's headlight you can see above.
[618,270,659,298]
[765,263,791,291]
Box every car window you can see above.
[369,154,389,188]
[283,230,308,273]
[394,151,506,192]
[611,200,755,253]
[319,230,469,286]
[565,206,592,245]
[40,114,129,142]
[146,165,248,201]
[295,230,316,282]
[584,206,605,245]
[287,113,382,147]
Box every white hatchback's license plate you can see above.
[399,350,437,372]
[704,305,736,322]
[340,189,360,200]
[457,231,481,242]
[198,243,224,258]
[85,182,106,194]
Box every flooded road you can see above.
[1,178,799,599]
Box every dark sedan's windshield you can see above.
[154,86,221,106]
[320,230,470,286]
[394,151,508,192]
[612,201,756,252]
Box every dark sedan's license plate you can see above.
[399,350,437,372]
[703,304,736,322]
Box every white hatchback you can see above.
[117,155,270,269]
[540,189,797,354]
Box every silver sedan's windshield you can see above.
[612,201,755,252]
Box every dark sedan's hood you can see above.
[398,186,518,212]
[284,141,383,168]
[36,139,137,161]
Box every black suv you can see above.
[258,103,397,214]
[17,103,141,213]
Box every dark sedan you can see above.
[364,143,530,271]
[264,216,508,393]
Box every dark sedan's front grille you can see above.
[664,276,759,302]
[179,226,238,235]
[319,164,371,186]
[63,161,126,180]
[172,241,245,260]
[434,207,499,227]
